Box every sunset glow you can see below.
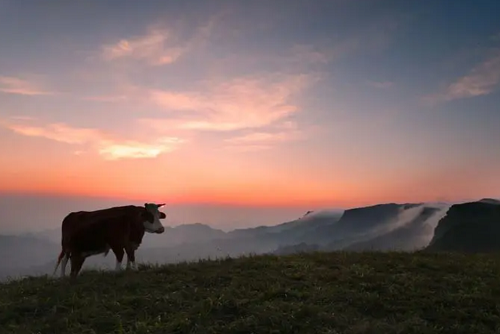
[1,1,499,212]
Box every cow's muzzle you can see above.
[156,226,165,234]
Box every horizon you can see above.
[1,1,500,232]
[0,192,493,235]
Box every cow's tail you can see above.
[52,248,66,276]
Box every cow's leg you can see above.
[69,254,85,280]
[60,253,69,277]
[125,245,136,270]
[111,246,125,271]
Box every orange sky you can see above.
[1,2,500,210]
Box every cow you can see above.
[52,203,166,280]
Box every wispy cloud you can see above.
[224,129,303,152]
[0,119,184,160]
[99,15,218,67]
[9,115,37,121]
[425,50,500,103]
[98,137,184,160]
[146,74,314,132]
[226,131,297,144]
[222,144,273,153]
[83,95,128,103]
[226,132,288,143]
[4,122,106,144]
[0,76,54,96]
[445,52,500,99]
[101,28,186,66]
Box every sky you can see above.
[1,1,500,231]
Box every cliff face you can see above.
[426,200,500,252]
[332,203,421,235]
[345,206,440,251]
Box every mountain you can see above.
[268,203,449,254]
[229,210,343,246]
[272,242,320,255]
[344,206,443,251]
[22,223,228,249]
[143,223,228,247]
[0,234,59,280]
[320,203,423,250]
[3,211,342,280]
[426,199,500,252]
[332,203,421,234]
[6,198,500,282]
[22,227,61,243]
[479,198,500,205]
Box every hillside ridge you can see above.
[1,251,500,333]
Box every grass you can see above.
[1,251,500,334]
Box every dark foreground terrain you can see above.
[1,252,499,334]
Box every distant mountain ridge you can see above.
[1,210,343,280]
[2,198,499,281]
[0,234,59,280]
[277,202,449,254]
[344,206,441,251]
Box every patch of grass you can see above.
[1,251,500,333]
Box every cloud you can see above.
[1,119,184,160]
[222,144,273,153]
[223,130,302,152]
[98,137,184,160]
[445,52,500,99]
[9,115,37,121]
[99,15,219,67]
[147,74,314,132]
[83,95,128,103]
[4,122,105,144]
[425,50,500,103]
[0,76,54,96]
[101,28,186,66]
[226,130,302,144]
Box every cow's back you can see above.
[69,216,130,253]
[61,205,143,250]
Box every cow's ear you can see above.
[159,212,166,219]
[157,203,165,208]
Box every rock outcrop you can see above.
[344,206,441,251]
[426,199,500,252]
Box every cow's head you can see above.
[142,203,166,234]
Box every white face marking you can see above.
[143,204,165,234]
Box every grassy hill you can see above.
[1,252,500,334]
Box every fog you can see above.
[376,203,451,245]
[0,192,335,281]
[0,195,459,282]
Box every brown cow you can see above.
[53,203,166,279]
